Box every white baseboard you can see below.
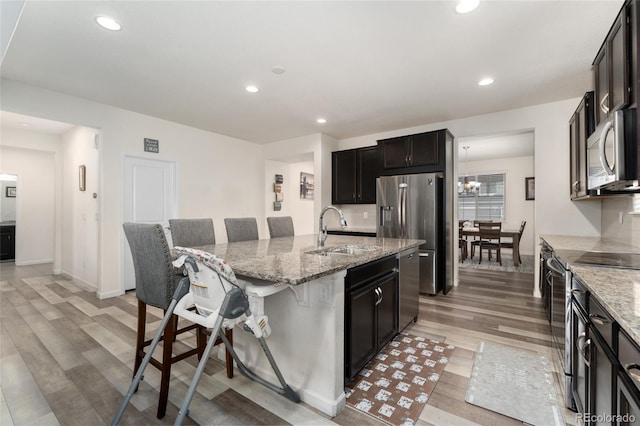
[15,258,54,266]
[98,289,125,299]
[59,271,97,292]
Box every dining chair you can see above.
[501,220,526,264]
[266,216,295,238]
[458,222,468,260]
[169,218,216,247]
[122,222,232,418]
[470,221,502,265]
[224,217,259,242]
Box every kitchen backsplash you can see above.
[601,195,640,247]
[325,204,377,230]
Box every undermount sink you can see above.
[306,245,380,257]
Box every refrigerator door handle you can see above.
[399,183,408,238]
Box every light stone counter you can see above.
[540,234,640,346]
[194,234,423,285]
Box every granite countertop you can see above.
[540,234,640,346]
[192,234,423,286]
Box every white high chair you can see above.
[112,247,300,425]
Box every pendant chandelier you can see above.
[459,145,481,194]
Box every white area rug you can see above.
[465,341,563,426]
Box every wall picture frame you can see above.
[5,186,16,197]
[300,172,314,199]
[525,177,535,200]
[79,165,86,191]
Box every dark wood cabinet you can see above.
[593,5,631,125]
[345,255,399,380]
[379,131,439,170]
[569,92,595,200]
[332,146,379,204]
[618,330,640,425]
[0,225,15,261]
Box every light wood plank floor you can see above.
[0,262,576,425]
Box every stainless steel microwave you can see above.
[587,108,638,191]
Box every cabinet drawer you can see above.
[619,330,640,393]
[347,255,397,290]
[588,294,615,348]
[571,276,588,311]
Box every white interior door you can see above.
[122,156,178,290]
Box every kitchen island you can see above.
[191,234,423,416]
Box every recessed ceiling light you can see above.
[272,66,286,75]
[245,85,259,93]
[456,0,480,14]
[19,122,31,127]
[95,16,122,31]
[316,118,327,124]
[478,77,494,86]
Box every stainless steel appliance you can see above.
[377,173,448,295]
[587,108,638,191]
[397,247,419,330]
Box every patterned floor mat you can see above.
[345,333,455,426]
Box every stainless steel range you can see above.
[541,246,640,411]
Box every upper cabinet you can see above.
[569,92,595,200]
[332,146,379,204]
[593,4,631,125]
[377,129,452,175]
[379,131,439,169]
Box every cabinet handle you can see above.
[375,287,383,306]
[572,180,580,192]
[408,153,413,165]
[625,364,640,383]
[404,154,409,166]
[600,93,609,114]
[580,337,591,368]
[589,313,609,325]
[353,193,356,200]
[571,289,583,296]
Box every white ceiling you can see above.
[0,1,623,146]
[1,110,75,135]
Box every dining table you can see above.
[461,226,522,267]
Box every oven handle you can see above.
[589,313,610,326]
[580,337,592,368]
[546,254,566,275]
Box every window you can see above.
[458,173,505,221]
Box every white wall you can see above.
[464,155,535,255]
[2,78,263,298]
[264,159,315,235]
[61,127,99,288]
[0,180,17,221]
[0,141,57,265]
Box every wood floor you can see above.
[0,262,576,425]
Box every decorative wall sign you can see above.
[300,172,314,199]
[144,138,159,153]
[5,187,16,197]
[275,174,284,184]
[273,201,282,211]
[79,165,86,191]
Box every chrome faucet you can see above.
[317,205,348,248]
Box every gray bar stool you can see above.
[169,218,216,247]
[266,216,294,238]
[224,217,259,242]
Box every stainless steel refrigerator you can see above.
[376,173,445,295]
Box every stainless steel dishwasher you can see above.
[398,247,419,330]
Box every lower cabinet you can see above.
[0,225,16,261]
[345,255,399,381]
[618,330,640,425]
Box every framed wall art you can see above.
[5,186,16,197]
[525,177,535,200]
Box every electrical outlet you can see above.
[363,212,368,219]
[619,211,624,224]
[319,286,329,304]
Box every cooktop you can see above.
[554,249,640,270]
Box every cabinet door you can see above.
[617,374,640,426]
[569,110,581,198]
[381,137,409,169]
[572,303,589,415]
[589,331,615,425]
[332,150,357,204]
[346,283,377,379]
[408,132,439,167]
[376,273,398,348]
[357,146,379,204]
[594,47,608,125]
[609,9,629,114]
